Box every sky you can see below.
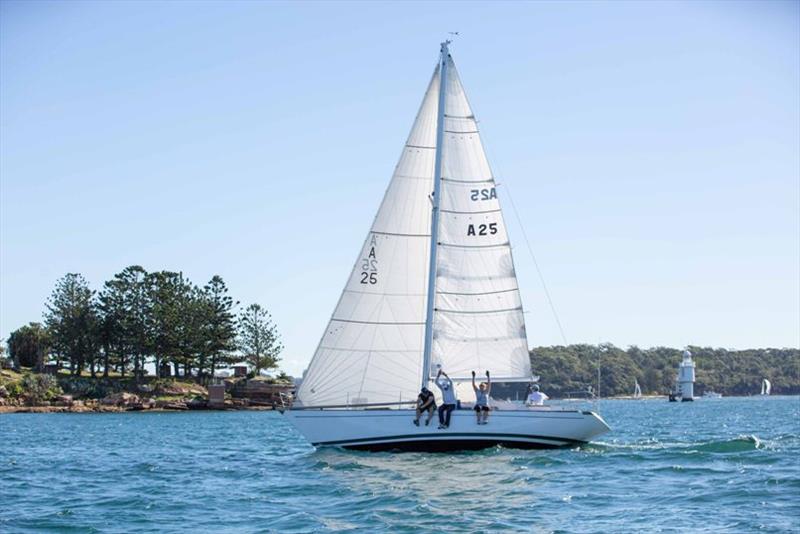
[1,1,798,376]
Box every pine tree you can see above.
[98,272,132,377]
[237,303,283,375]
[118,266,150,379]
[200,276,238,382]
[45,273,97,376]
[147,271,192,378]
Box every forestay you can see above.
[297,48,532,408]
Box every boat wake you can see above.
[586,434,769,455]
[691,435,764,453]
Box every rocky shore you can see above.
[0,396,276,414]
[0,368,293,414]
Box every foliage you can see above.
[200,276,238,379]
[146,271,193,379]
[4,380,24,398]
[21,373,62,403]
[45,273,99,376]
[58,376,121,399]
[7,322,50,369]
[11,267,284,385]
[276,371,292,383]
[514,344,800,398]
[237,303,283,375]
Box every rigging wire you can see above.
[475,115,569,346]
[503,182,569,346]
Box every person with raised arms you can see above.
[435,368,457,429]
[472,370,492,425]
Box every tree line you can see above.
[6,267,283,382]
[523,344,799,397]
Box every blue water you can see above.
[1,396,798,533]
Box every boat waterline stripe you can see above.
[312,432,582,447]
[291,412,587,421]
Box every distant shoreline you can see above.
[5,394,793,414]
[0,404,277,414]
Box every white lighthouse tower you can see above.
[678,349,695,401]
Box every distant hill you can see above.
[491,345,799,399]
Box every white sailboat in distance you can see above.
[282,42,610,451]
[761,378,771,396]
[633,379,642,399]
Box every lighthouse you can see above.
[678,349,695,401]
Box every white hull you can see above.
[283,407,610,451]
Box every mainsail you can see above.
[297,45,531,407]
[762,378,771,395]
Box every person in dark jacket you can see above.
[413,387,436,426]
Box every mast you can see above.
[421,40,450,389]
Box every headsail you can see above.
[296,68,440,407]
[429,55,532,382]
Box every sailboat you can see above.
[282,42,610,451]
[761,378,771,396]
[633,379,642,399]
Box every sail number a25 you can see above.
[470,188,496,201]
[360,235,379,284]
[467,223,498,236]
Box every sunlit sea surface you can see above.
[2,396,798,533]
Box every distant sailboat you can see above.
[282,42,610,451]
[761,378,771,396]
[633,379,642,399]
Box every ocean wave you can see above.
[585,434,768,455]
[689,435,764,453]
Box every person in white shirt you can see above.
[526,384,549,406]
[435,369,457,429]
